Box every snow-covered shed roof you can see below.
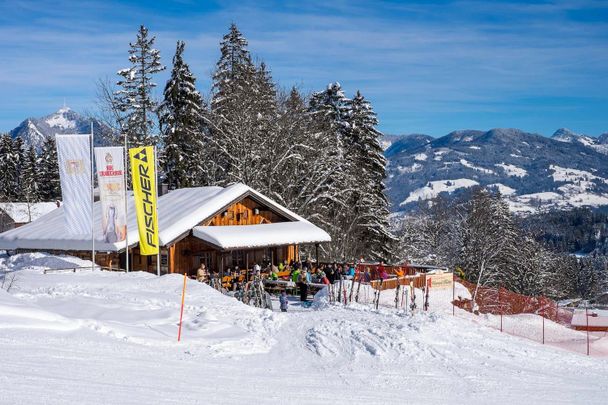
[193,221,331,250]
[571,309,608,329]
[0,183,330,252]
[0,202,59,223]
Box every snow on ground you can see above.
[396,163,422,174]
[433,148,450,161]
[550,165,608,185]
[414,152,428,161]
[401,179,479,205]
[495,163,527,177]
[459,159,494,174]
[487,183,516,196]
[1,253,608,404]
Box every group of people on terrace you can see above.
[194,258,391,302]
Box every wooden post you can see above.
[177,272,187,342]
[452,272,455,316]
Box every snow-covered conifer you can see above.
[38,137,60,200]
[21,145,41,203]
[115,25,166,148]
[0,134,20,202]
[159,41,208,189]
[344,91,395,260]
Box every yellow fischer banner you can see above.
[129,146,159,255]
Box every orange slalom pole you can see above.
[177,272,187,342]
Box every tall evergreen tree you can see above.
[209,23,260,187]
[0,134,19,202]
[159,41,208,189]
[115,25,166,148]
[307,83,353,260]
[21,145,41,203]
[344,91,395,260]
[38,137,61,200]
[13,137,26,200]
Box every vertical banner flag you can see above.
[56,134,92,235]
[129,146,159,255]
[95,147,127,243]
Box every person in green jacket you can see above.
[291,268,301,283]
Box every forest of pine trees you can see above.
[395,188,608,300]
[110,23,395,262]
[0,133,59,203]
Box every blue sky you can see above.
[0,0,607,136]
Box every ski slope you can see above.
[1,253,607,404]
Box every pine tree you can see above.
[0,134,20,202]
[115,25,166,148]
[209,23,259,187]
[307,83,353,260]
[22,145,41,203]
[344,91,395,260]
[159,40,208,189]
[38,137,60,200]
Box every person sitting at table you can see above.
[196,263,209,283]
[270,264,279,280]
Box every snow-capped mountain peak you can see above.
[387,127,608,215]
[44,107,78,130]
[9,107,114,152]
[552,128,598,147]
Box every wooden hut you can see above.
[0,184,331,275]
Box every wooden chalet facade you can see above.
[126,195,301,275]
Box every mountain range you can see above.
[385,128,608,214]
[7,108,608,215]
[9,107,113,152]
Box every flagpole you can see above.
[123,133,130,273]
[154,145,161,277]
[90,123,96,271]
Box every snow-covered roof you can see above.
[0,203,59,223]
[0,183,330,252]
[571,309,608,328]
[193,221,331,250]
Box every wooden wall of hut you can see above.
[204,197,288,226]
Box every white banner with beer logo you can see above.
[56,134,92,236]
[95,147,127,243]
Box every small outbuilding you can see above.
[0,183,331,275]
[0,202,59,233]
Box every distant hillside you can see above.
[9,107,114,152]
[385,128,608,214]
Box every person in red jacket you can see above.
[378,261,388,280]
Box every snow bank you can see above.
[1,254,608,404]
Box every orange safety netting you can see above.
[454,277,573,326]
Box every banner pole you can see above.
[123,133,130,273]
[155,146,161,277]
[90,123,96,271]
